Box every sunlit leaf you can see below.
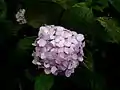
[97,17,120,43]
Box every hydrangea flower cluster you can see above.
[15,9,27,24]
[32,25,85,77]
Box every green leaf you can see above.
[35,74,54,90]
[0,20,23,37]
[92,0,108,11]
[0,0,7,19]
[84,50,94,71]
[9,37,35,66]
[24,0,63,28]
[91,73,106,90]
[71,68,92,89]
[109,0,120,13]
[25,69,35,82]
[97,17,120,43]
[52,0,78,9]
[61,2,94,33]
[17,37,35,50]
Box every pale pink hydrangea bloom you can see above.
[32,25,85,77]
[15,9,27,24]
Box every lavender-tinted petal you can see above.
[64,47,69,54]
[55,58,61,64]
[50,35,55,40]
[58,52,65,58]
[68,61,73,69]
[58,65,66,71]
[82,41,85,47]
[71,38,78,44]
[65,70,72,77]
[51,66,57,74]
[50,40,56,46]
[72,31,77,36]
[76,34,84,41]
[72,54,78,60]
[44,63,50,68]
[56,41,64,47]
[64,41,71,47]
[40,53,46,59]
[62,61,69,67]
[58,48,64,53]
[37,39,46,47]
[72,60,79,68]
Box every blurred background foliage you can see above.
[1,0,120,90]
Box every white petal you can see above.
[50,40,56,46]
[78,57,83,62]
[51,66,57,74]
[72,60,79,68]
[56,26,64,31]
[72,31,77,36]
[56,31,62,36]
[49,28,55,35]
[50,48,58,52]
[65,70,72,77]
[68,62,73,69]
[63,31,72,38]
[71,38,78,44]
[39,26,47,35]
[44,63,50,68]
[50,35,55,39]
[36,62,42,65]
[40,53,46,59]
[32,60,37,65]
[44,69,51,74]
[76,34,84,41]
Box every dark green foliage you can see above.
[1,0,120,90]
[61,2,94,33]
[97,17,120,43]
[24,0,63,28]
[35,74,54,90]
